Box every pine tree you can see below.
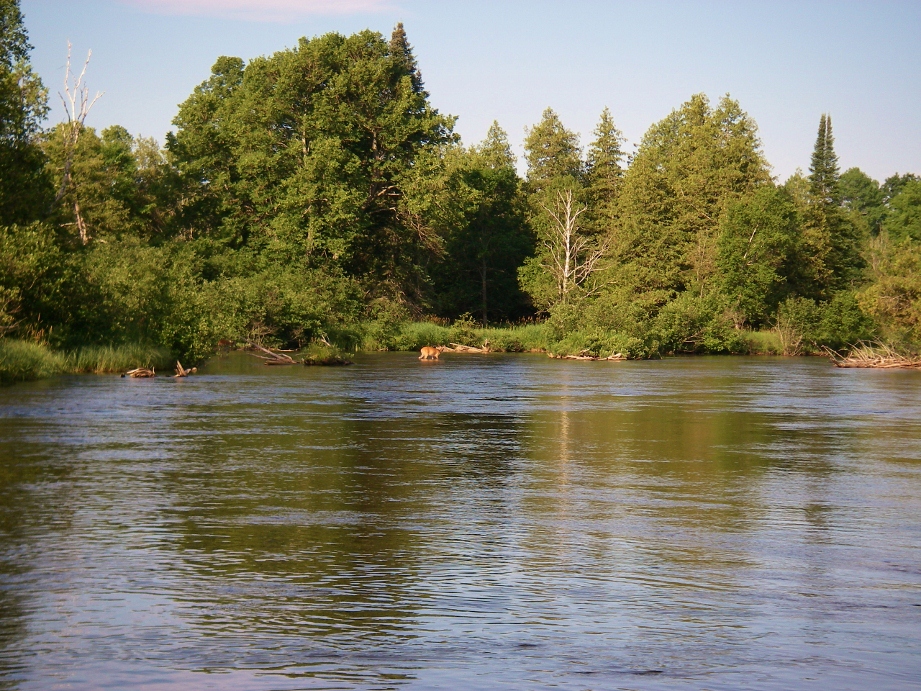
[809,114,840,206]
[804,113,863,292]
[389,22,425,94]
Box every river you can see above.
[0,354,919,690]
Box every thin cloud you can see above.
[119,0,392,22]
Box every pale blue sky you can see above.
[20,0,921,182]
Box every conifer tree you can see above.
[809,114,840,206]
[389,22,425,94]
[523,108,582,192]
[803,113,863,292]
[585,107,626,203]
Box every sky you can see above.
[19,0,921,182]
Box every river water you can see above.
[0,354,919,690]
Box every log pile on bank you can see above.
[825,343,921,369]
[444,342,491,354]
[549,350,627,361]
[247,342,353,366]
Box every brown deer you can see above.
[419,345,445,360]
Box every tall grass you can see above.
[65,344,173,374]
[0,340,66,385]
[1,340,174,385]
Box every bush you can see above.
[549,329,647,359]
[774,297,821,355]
[742,330,784,355]
[652,292,747,354]
[815,292,876,351]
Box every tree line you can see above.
[1,1,919,360]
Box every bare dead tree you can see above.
[540,189,608,303]
[53,42,103,245]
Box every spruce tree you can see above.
[389,22,425,94]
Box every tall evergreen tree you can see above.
[803,113,863,292]
[585,107,626,202]
[584,107,626,237]
[523,108,582,192]
[389,22,425,95]
[809,113,840,205]
[0,0,49,225]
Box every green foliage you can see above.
[651,291,747,355]
[0,338,64,384]
[613,94,771,299]
[549,330,647,359]
[774,296,821,355]
[809,114,840,205]
[741,330,784,355]
[168,27,454,304]
[858,236,921,344]
[0,222,70,341]
[840,167,886,235]
[884,180,921,242]
[585,107,626,210]
[716,186,798,327]
[421,125,533,323]
[774,292,875,354]
[523,108,583,191]
[814,291,876,351]
[0,0,50,226]
[389,321,452,351]
[3,7,919,364]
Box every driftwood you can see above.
[247,343,297,366]
[445,342,491,354]
[125,367,155,378]
[549,350,626,362]
[174,361,197,377]
[824,344,921,369]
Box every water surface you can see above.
[0,354,919,690]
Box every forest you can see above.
[1,0,920,382]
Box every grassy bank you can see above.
[0,340,174,385]
[362,320,789,359]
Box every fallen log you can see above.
[125,367,155,378]
[174,361,197,377]
[446,342,490,354]
[247,342,297,365]
[549,350,627,361]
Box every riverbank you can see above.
[0,340,173,385]
[363,320,787,359]
[5,323,917,386]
